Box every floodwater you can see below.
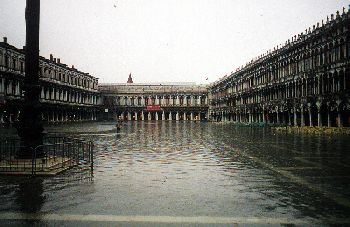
[0,121,350,226]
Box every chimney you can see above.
[57,58,60,64]
[50,54,53,61]
[72,65,74,69]
[53,58,56,63]
[3,37,7,43]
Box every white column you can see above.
[190,112,194,121]
[176,96,180,105]
[176,112,179,121]
[169,112,172,121]
[148,112,151,120]
[162,111,165,120]
[190,96,194,106]
[141,111,144,121]
[301,106,305,126]
[337,112,342,127]
[8,80,12,95]
[318,109,322,127]
[0,78,3,93]
[0,112,4,123]
[327,112,331,127]
[183,112,186,121]
[294,108,297,126]
[127,112,131,121]
[16,82,20,95]
[134,112,138,121]
[155,112,159,121]
[198,112,201,121]
[309,108,313,126]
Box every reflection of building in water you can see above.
[209,8,350,127]
[99,76,209,121]
[0,37,101,124]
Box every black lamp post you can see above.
[16,0,44,158]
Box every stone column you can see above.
[288,111,292,126]
[317,110,322,127]
[176,96,180,105]
[0,78,3,93]
[143,97,146,106]
[293,107,297,126]
[169,112,172,121]
[309,108,313,126]
[198,112,201,121]
[162,111,165,120]
[262,108,266,124]
[327,112,331,127]
[134,112,138,121]
[190,96,194,106]
[190,112,194,121]
[141,111,144,121]
[0,112,4,123]
[148,112,151,121]
[176,112,179,121]
[155,112,159,121]
[301,106,305,126]
[8,80,12,95]
[183,112,186,121]
[337,111,343,127]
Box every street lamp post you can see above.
[16,0,44,158]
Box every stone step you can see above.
[0,156,76,174]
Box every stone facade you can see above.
[0,38,101,124]
[209,9,350,127]
[99,82,208,121]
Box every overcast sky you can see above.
[0,0,349,84]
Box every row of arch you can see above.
[212,100,350,127]
[116,111,207,121]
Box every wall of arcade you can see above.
[209,8,350,127]
[0,38,102,124]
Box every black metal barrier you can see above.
[0,136,94,175]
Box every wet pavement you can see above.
[0,121,350,226]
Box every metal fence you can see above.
[0,136,93,175]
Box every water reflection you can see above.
[15,177,45,213]
[0,121,349,225]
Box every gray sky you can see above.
[0,0,349,84]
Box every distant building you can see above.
[99,80,209,121]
